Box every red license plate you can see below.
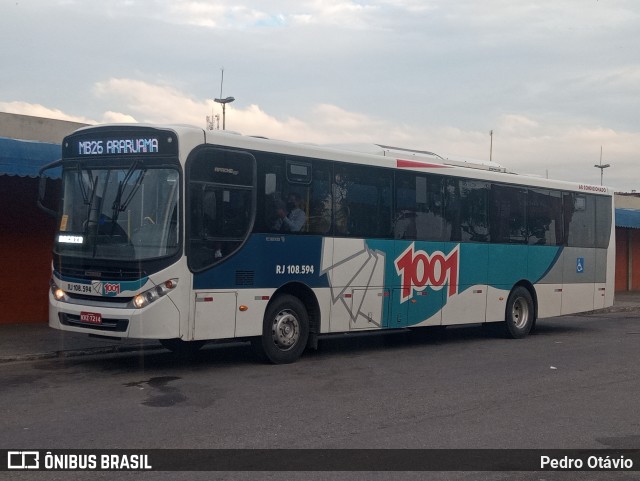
[80,311,102,324]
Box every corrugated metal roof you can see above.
[0,137,61,178]
[616,208,640,229]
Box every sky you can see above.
[1,0,639,191]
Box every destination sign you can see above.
[77,138,159,156]
[63,128,179,158]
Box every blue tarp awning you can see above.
[0,137,61,178]
[616,208,640,229]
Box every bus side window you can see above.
[258,157,332,235]
[395,172,444,241]
[595,195,612,248]
[490,184,526,244]
[333,164,392,238]
[444,179,490,243]
[564,193,596,248]
[306,163,331,234]
[527,189,563,246]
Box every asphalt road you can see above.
[1,311,639,481]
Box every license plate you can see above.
[65,282,94,294]
[80,311,102,324]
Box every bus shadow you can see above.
[309,324,493,358]
[307,320,591,359]
[34,340,259,374]
[35,320,591,372]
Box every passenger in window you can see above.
[394,210,417,239]
[332,174,349,234]
[273,192,306,232]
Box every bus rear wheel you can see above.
[503,286,535,339]
[252,294,309,364]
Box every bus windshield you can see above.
[55,163,180,261]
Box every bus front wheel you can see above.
[252,294,309,364]
[503,286,535,339]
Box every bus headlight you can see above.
[50,280,68,302]
[131,279,178,309]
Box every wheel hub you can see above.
[512,297,530,329]
[271,310,300,350]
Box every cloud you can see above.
[0,101,97,124]
[290,0,380,28]
[93,78,206,124]
[91,78,392,143]
[41,0,385,30]
[101,111,138,123]
[498,114,540,134]
[162,1,274,29]
[4,77,638,191]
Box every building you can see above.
[0,113,86,324]
[614,193,640,292]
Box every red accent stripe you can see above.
[396,159,451,169]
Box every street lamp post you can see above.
[594,146,610,186]
[214,96,235,130]
[489,130,493,162]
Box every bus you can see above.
[38,124,615,363]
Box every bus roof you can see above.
[65,123,613,196]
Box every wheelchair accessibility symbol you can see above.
[576,257,585,274]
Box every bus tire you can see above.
[503,286,535,339]
[253,294,309,364]
[160,339,205,358]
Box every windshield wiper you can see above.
[76,164,95,205]
[111,161,146,222]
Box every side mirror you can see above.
[37,160,62,217]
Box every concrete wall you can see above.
[614,194,640,292]
[616,227,640,292]
[0,112,87,143]
[615,193,640,209]
[0,176,58,323]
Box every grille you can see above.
[57,265,144,281]
[64,292,133,305]
[235,270,255,286]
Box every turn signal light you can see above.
[131,278,179,309]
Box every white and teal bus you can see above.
[39,124,615,363]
